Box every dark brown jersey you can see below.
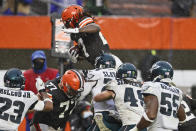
[71,16,110,65]
[32,77,79,129]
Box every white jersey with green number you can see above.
[86,68,117,113]
[0,87,38,130]
[142,81,183,131]
[106,80,144,126]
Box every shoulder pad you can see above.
[142,82,155,92]
[86,70,101,80]
[107,80,117,87]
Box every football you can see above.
[69,45,80,54]
[69,45,84,57]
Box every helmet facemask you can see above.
[65,83,77,98]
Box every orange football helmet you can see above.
[61,5,84,28]
[60,69,84,98]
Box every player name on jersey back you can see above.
[0,88,30,98]
[160,83,180,94]
[142,82,183,130]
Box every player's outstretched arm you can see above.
[35,78,53,111]
[94,90,114,102]
[135,95,158,130]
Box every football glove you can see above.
[36,78,45,92]
[62,28,79,34]
[68,46,79,63]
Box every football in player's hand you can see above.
[68,45,81,63]
[69,45,80,54]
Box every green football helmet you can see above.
[150,61,173,81]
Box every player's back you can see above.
[107,80,144,126]
[142,81,183,131]
[0,87,38,130]
[87,68,116,113]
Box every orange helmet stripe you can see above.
[79,17,93,28]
